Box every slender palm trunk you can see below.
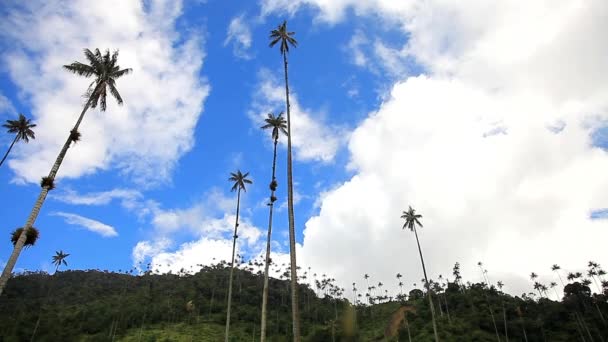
[0,135,18,167]
[0,102,91,296]
[444,293,452,324]
[405,314,412,342]
[519,312,529,342]
[282,51,301,342]
[412,227,439,342]
[224,188,241,342]
[261,139,279,342]
[501,301,509,342]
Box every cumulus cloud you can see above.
[131,188,266,272]
[0,0,210,186]
[250,69,346,163]
[52,212,118,237]
[260,0,608,297]
[224,14,253,59]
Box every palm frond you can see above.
[63,62,96,77]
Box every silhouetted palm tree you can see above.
[260,113,287,342]
[0,48,131,295]
[225,170,252,342]
[551,264,565,287]
[401,206,439,342]
[479,262,501,342]
[269,20,300,341]
[32,250,70,340]
[0,113,36,167]
[497,281,509,342]
[52,250,69,272]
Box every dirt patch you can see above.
[384,305,417,339]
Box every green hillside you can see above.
[0,264,606,341]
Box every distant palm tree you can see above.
[269,20,300,341]
[0,113,36,167]
[52,250,69,273]
[401,206,439,342]
[497,281,509,342]
[31,250,70,340]
[225,170,252,342]
[260,112,287,342]
[479,262,501,342]
[551,264,565,287]
[0,48,131,296]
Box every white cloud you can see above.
[250,69,346,163]
[52,188,142,206]
[224,14,253,59]
[132,238,172,269]
[131,188,265,271]
[259,0,608,298]
[0,93,16,116]
[0,0,210,186]
[52,212,118,237]
[346,30,369,68]
[149,238,235,274]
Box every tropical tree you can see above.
[478,262,501,342]
[31,250,70,340]
[497,281,509,342]
[401,206,439,342]
[0,113,36,167]
[224,170,252,342]
[260,112,287,342]
[52,250,70,273]
[551,264,565,287]
[0,48,131,296]
[269,20,301,341]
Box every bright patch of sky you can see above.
[0,0,607,298]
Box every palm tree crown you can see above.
[52,250,69,268]
[261,112,288,141]
[269,21,297,55]
[229,170,252,192]
[3,114,36,143]
[63,48,132,111]
[401,206,423,231]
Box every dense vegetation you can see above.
[0,261,606,341]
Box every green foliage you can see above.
[0,266,606,341]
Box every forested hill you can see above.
[0,265,606,341]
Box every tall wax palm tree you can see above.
[497,281,509,342]
[479,262,501,342]
[260,112,287,342]
[551,264,565,287]
[269,20,301,341]
[225,170,252,342]
[0,48,131,296]
[31,250,70,340]
[0,113,36,167]
[401,206,439,342]
[52,250,69,273]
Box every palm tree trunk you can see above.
[0,135,18,167]
[30,265,60,341]
[0,101,91,296]
[405,314,412,342]
[261,139,279,342]
[283,51,301,342]
[519,313,529,342]
[501,301,508,342]
[444,293,452,324]
[412,227,439,342]
[225,188,241,342]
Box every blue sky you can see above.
[0,0,607,296]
